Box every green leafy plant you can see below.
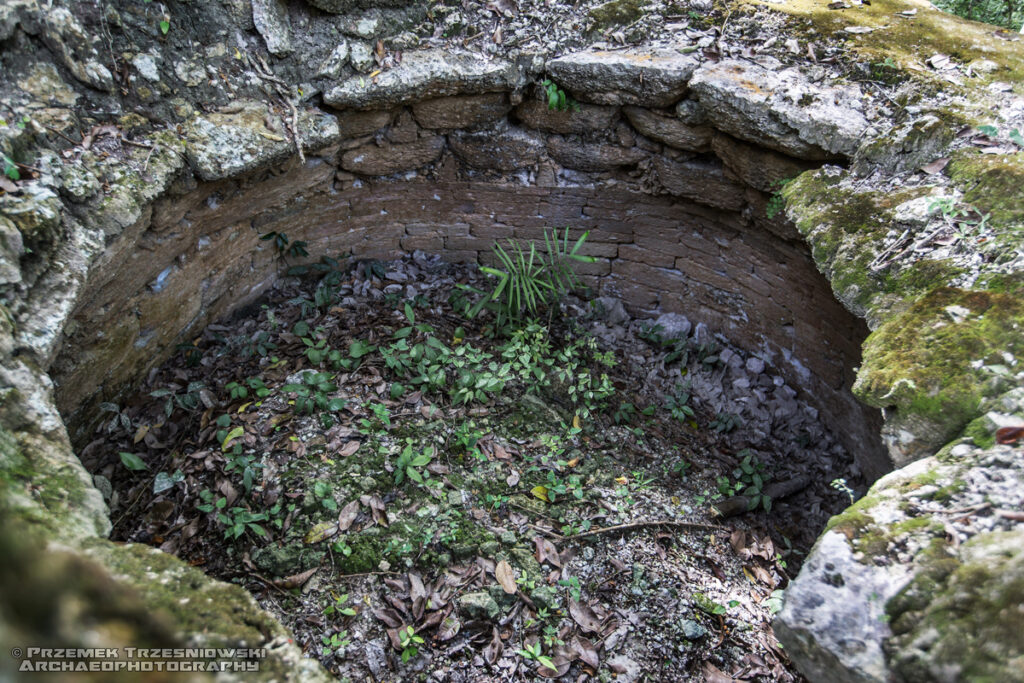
[710,412,742,434]
[313,481,338,511]
[159,19,170,34]
[281,371,345,423]
[540,79,579,112]
[196,490,268,539]
[321,630,351,657]
[261,231,309,260]
[518,641,556,671]
[665,382,695,422]
[149,381,205,418]
[717,450,772,511]
[928,197,991,240]
[119,451,148,471]
[399,626,425,663]
[153,469,184,493]
[323,592,357,618]
[830,477,856,505]
[766,177,795,219]
[557,576,583,602]
[2,153,20,181]
[464,228,596,326]
[394,440,434,485]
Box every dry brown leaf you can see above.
[372,606,404,628]
[920,157,950,174]
[533,536,561,567]
[702,661,735,682]
[483,626,503,665]
[274,567,317,589]
[571,635,600,669]
[569,599,604,633]
[337,440,360,457]
[495,560,517,594]
[437,614,461,641]
[337,500,360,531]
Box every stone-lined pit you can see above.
[6,2,1020,677]
[49,93,886,486]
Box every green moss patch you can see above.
[854,287,1024,446]
[750,0,1024,93]
[947,149,1024,227]
[887,530,1024,681]
[784,171,947,318]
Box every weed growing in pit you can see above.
[766,177,795,219]
[518,641,556,671]
[321,630,351,657]
[282,371,345,425]
[150,381,205,418]
[313,481,338,511]
[323,592,357,618]
[196,490,268,540]
[462,228,596,327]
[831,477,856,505]
[665,382,695,422]
[394,439,435,486]
[261,231,308,260]
[710,411,742,434]
[717,450,772,511]
[540,79,579,112]
[399,626,425,663]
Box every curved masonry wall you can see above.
[50,103,885,479]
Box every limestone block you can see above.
[325,50,523,110]
[449,126,544,171]
[546,47,699,107]
[184,101,340,181]
[623,106,713,152]
[545,136,647,172]
[711,132,812,193]
[412,92,511,130]
[514,99,619,135]
[651,156,746,211]
[689,60,869,159]
[340,135,444,175]
[252,0,292,56]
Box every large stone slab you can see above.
[651,156,746,211]
[689,60,869,159]
[324,50,523,110]
[623,105,712,152]
[711,132,812,193]
[514,99,619,134]
[412,92,511,130]
[546,48,700,107]
[185,101,340,181]
[340,135,444,175]
[777,436,1024,683]
[546,137,648,171]
[450,126,544,171]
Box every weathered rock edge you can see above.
[0,0,1022,680]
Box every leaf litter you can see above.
[83,251,863,680]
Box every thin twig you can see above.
[557,519,728,542]
[44,124,81,146]
[120,135,154,149]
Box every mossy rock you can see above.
[886,529,1024,681]
[947,149,1024,227]
[588,0,650,31]
[853,287,1024,462]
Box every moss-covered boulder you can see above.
[854,288,1024,465]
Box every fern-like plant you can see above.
[464,228,596,326]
